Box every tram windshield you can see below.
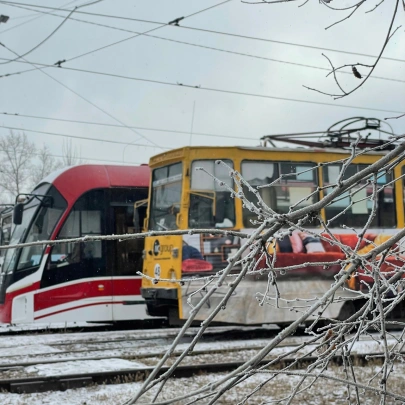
[149,162,182,231]
[2,184,67,275]
[0,210,13,248]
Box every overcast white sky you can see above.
[0,0,403,170]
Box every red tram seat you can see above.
[182,258,213,273]
[257,232,405,291]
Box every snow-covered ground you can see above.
[0,322,108,334]
[1,365,404,405]
[0,325,403,404]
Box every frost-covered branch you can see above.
[121,139,405,404]
[247,0,404,119]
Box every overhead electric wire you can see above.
[58,0,234,64]
[0,0,233,149]
[49,153,143,164]
[0,0,104,65]
[0,0,80,35]
[0,148,143,165]
[1,0,404,63]
[0,56,403,115]
[0,124,170,150]
[0,9,76,65]
[1,6,403,85]
[0,39,161,148]
[0,112,253,141]
[1,0,233,69]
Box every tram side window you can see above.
[17,187,67,272]
[241,161,278,227]
[110,188,148,276]
[277,163,318,214]
[400,166,405,224]
[189,160,235,228]
[241,161,318,227]
[323,164,395,228]
[43,190,106,287]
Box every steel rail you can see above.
[0,351,395,394]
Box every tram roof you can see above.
[37,164,150,203]
[149,145,389,167]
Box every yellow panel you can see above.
[143,145,402,321]
[142,235,183,288]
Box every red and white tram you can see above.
[0,165,150,324]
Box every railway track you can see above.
[0,350,395,394]
[0,325,286,367]
[0,326,400,394]
[0,319,167,336]
[0,335,308,370]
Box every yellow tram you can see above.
[141,123,404,325]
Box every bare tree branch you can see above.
[0,130,35,199]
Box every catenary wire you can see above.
[0,42,160,149]
[1,0,404,63]
[0,0,105,65]
[60,0,233,64]
[0,56,403,115]
[0,8,76,65]
[0,124,171,150]
[0,112,254,141]
[0,0,233,68]
[1,6,403,85]
[0,147,144,165]
[0,0,80,35]
[0,1,233,148]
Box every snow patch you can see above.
[25,358,146,376]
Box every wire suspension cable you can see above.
[0,112,254,141]
[0,7,402,85]
[0,57,402,115]
[1,0,404,63]
[0,6,75,65]
[0,146,143,165]
[0,0,233,148]
[0,0,80,35]
[0,124,170,149]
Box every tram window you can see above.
[241,161,278,227]
[43,190,106,287]
[113,205,144,276]
[110,188,148,276]
[1,214,12,247]
[402,167,405,218]
[16,186,66,272]
[323,164,395,228]
[241,161,318,227]
[110,188,148,205]
[57,210,102,258]
[189,160,235,228]
[110,188,148,233]
[403,167,405,201]
[278,163,318,214]
[280,163,315,181]
[150,163,182,231]
[323,163,360,183]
